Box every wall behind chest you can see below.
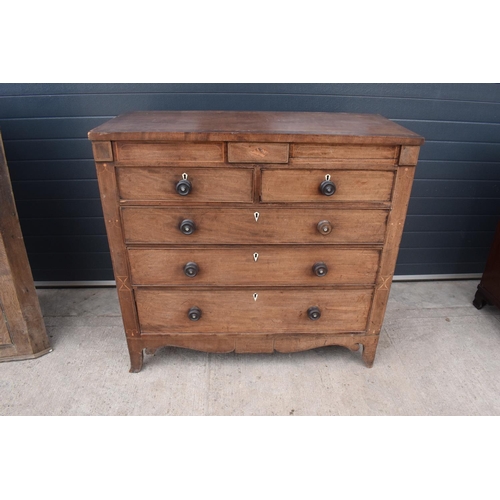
[0,83,499,282]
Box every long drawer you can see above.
[128,246,381,286]
[121,207,389,245]
[135,288,373,334]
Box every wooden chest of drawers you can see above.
[89,111,423,372]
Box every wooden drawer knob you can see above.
[312,262,328,277]
[176,178,192,196]
[319,179,336,196]
[317,220,332,235]
[179,219,196,235]
[307,306,321,321]
[188,306,202,321]
[184,262,199,278]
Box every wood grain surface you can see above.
[0,132,50,361]
[227,142,289,163]
[291,143,398,160]
[117,167,253,202]
[121,207,389,245]
[114,141,224,164]
[0,299,12,346]
[261,169,394,202]
[89,111,424,145]
[128,246,381,286]
[135,288,373,334]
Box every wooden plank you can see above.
[135,288,374,334]
[88,111,424,145]
[128,246,381,286]
[0,132,50,361]
[0,302,12,346]
[114,142,224,164]
[367,158,419,346]
[261,169,394,203]
[227,143,289,163]
[94,162,142,352]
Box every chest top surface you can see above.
[88,111,424,145]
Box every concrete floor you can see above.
[1,280,499,415]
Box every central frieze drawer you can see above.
[128,246,381,286]
[228,142,289,163]
[261,169,395,202]
[135,288,373,334]
[117,167,253,202]
[121,207,389,245]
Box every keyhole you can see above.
[254,212,260,222]
[253,252,259,262]
[325,174,331,181]
[253,293,258,301]
[182,173,188,180]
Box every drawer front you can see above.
[228,142,289,163]
[261,169,394,203]
[292,144,398,160]
[128,247,381,286]
[117,167,253,202]
[135,288,373,334]
[122,208,389,245]
[114,142,224,164]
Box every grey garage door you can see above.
[0,83,499,282]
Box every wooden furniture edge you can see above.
[94,159,143,371]
[0,346,53,363]
[365,147,420,360]
[0,133,51,358]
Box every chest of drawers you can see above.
[89,111,423,372]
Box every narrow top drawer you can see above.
[115,142,224,165]
[228,143,289,163]
[292,144,398,160]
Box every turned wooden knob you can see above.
[188,306,201,321]
[307,306,321,321]
[312,262,328,277]
[317,220,332,235]
[176,178,192,196]
[184,262,199,277]
[319,179,336,196]
[179,219,196,235]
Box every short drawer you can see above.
[122,207,389,245]
[117,167,253,202]
[128,246,381,286]
[261,169,394,203]
[292,144,398,160]
[135,288,373,334]
[115,142,224,164]
[228,142,289,163]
